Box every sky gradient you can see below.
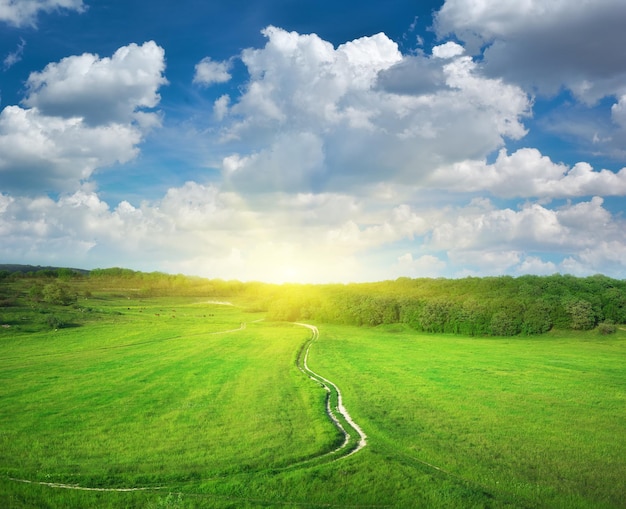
[1,0,626,283]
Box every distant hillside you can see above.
[0,264,89,275]
[1,264,625,336]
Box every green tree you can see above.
[490,310,521,336]
[28,283,44,303]
[56,268,76,281]
[601,288,626,324]
[565,299,596,330]
[419,299,452,333]
[522,301,552,335]
[42,283,76,306]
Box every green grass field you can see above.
[1,295,625,508]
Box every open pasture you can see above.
[1,296,625,508]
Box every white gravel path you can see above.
[295,323,367,458]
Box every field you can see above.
[1,293,625,508]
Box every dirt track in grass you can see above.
[295,322,367,459]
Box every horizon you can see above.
[1,1,626,284]
[2,263,623,287]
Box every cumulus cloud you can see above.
[612,95,626,128]
[429,197,623,257]
[435,0,626,102]
[0,0,85,27]
[222,132,326,192]
[213,94,230,120]
[429,148,626,198]
[0,42,167,194]
[22,41,167,126]
[432,41,464,59]
[0,184,235,268]
[193,57,232,86]
[208,26,530,194]
[3,176,626,281]
[515,256,557,275]
[0,183,372,282]
[395,195,625,277]
[0,106,142,193]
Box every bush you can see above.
[42,283,77,306]
[597,320,617,335]
[521,301,552,335]
[565,299,596,330]
[490,311,522,336]
[46,315,64,329]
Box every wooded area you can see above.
[1,266,625,336]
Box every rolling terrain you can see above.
[1,272,625,507]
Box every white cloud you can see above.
[429,148,626,198]
[432,41,464,59]
[0,0,84,27]
[428,197,624,264]
[213,94,230,120]
[0,105,142,193]
[0,42,167,194]
[3,38,26,70]
[325,203,430,253]
[435,0,626,103]
[2,179,626,281]
[516,256,557,275]
[222,132,325,192]
[0,183,372,282]
[208,26,530,194]
[22,41,167,126]
[612,95,626,128]
[193,57,232,86]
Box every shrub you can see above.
[490,311,522,336]
[46,315,64,329]
[597,320,617,335]
[42,283,77,306]
[565,299,596,330]
[521,301,552,335]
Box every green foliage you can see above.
[42,282,77,306]
[565,299,596,330]
[597,320,617,335]
[45,314,65,329]
[28,282,44,302]
[56,267,79,280]
[419,298,453,333]
[490,310,520,336]
[521,300,552,335]
[259,274,626,336]
[3,266,626,339]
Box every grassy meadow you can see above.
[1,287,625,507]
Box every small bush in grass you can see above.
[46,315,64,329]
[597,320,617,335]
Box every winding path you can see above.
[294,323,367,459]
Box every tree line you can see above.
[264,275,626,335]
[2,267,625,336]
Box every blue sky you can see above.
[1,0,626,283]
